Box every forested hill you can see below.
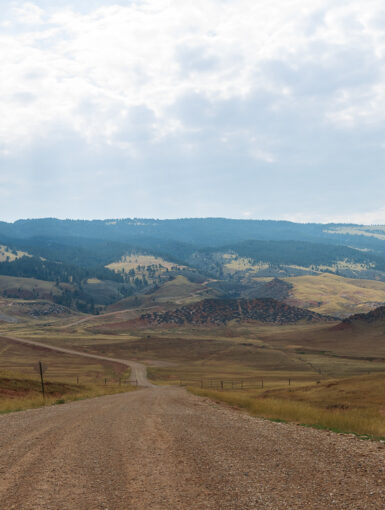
[1,218,385,254]
[1,218,385,315]
[194,240,385,271]
[1,219,385,284]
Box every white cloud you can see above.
[1,0,385,221]
[13,3,44,24]
[1,0,385,153]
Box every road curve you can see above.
[3,335,151,387]
[0,386,384,509]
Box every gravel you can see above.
[0,386,384,509]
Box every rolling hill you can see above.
[1,217,385,318]
[188,240,385,281]
[283,273,385,317]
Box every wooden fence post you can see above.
[39,361,45,400]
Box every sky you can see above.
[1,0,385,223]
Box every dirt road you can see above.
[0,385,384,510]
[58,306,158,329]
[3,335,151,387]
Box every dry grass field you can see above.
[0,373,134,414]
[1,292,384,438]
[0,331,134,413]
[191,372,385,439]
[284,273,385,317]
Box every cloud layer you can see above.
[1,0,385,222]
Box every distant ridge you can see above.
[140,298,335,326]
[343,306,385,325]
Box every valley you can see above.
[0,218,385,508]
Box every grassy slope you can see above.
[108,272,385,319]
[0,334,129,385]
[191,372,385,439]
[0,245,31,262]
[149,275,204,300]
[0,374,135,413]
[0,332,135,413]
[0,275,63,294]
[107,254,185,273]
[284,273,385,317]
[107,275,217,313]
[106,254,187,286]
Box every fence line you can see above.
[177,376,308,391]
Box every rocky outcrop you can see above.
[141,298,333,326]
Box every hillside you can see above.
[0,245,31,262]
[141,298,333,326]
[1,218,385,318]
[343,306,385,325]
[188,241,385,281]
[284,273,385,317]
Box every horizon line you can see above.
[1,216,383,227]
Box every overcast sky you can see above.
[1,0,385,223]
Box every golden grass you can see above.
[284,273,385,316]
[1,308,384,437]
[87,278,103,284]
[107,253,183,272]
[150,275,201,299]
[221,254,269,274]
[190,372,385,439]
[0,373,135,414]
[106,254,186,285]
[0,245,31,262]
[0,335,131,386]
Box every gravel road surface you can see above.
[0,385,384,510]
